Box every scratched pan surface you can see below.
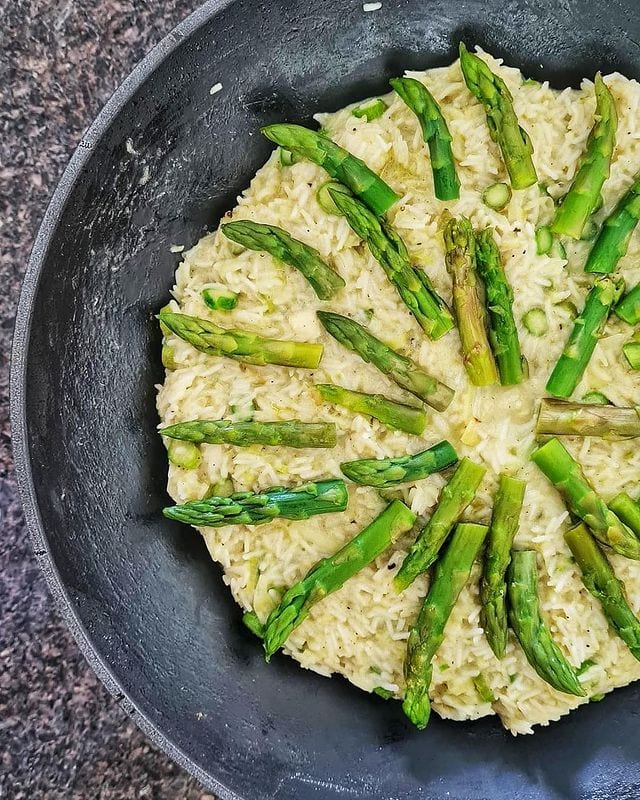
[11,0,640,797]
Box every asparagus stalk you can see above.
[443,215,499,386]
[390,76,460,200]
[476,228,525,385]
[403,522,489,728]
[545,276,625,398]
[317,311,454,410]
[221,220,345,300]
[459,43,537,189]
[585,173,640,273]
[395,457,487,590]
[261,123,399,216]
[616,283,640,326]
[480,476,527,659]
[164,479,348,528]
[340,440,458,487]
[531,438,640,559]
[536,398,640,439]
[565,523,640,661]
[326,189,455,339]
[317,383,427,436]
[608,493,640,537]
[507,550,585,696]
[263,500,417,659]
[552,74,617,239]
[160,419,338,448]
[159,313,323,369]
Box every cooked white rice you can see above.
[156,50,640,734]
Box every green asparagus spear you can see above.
[565,523,640,661]
[616,283,640,325]
[585,173,640,273]
[340,440,458,487]
[546,276,625,398]
[390,77,460,200]
[317,311,454,410]
[531,438,640,559]
[443,215,499,386]
[160,419,337,448]
[317,383,427,436]
[261,123,399,216]
[552,74,617,239]
[507,550,585,696]
[459,43,537,189]
[480,476,527,659]
[395,457,487,590]
[403,522,489,728]
[164,479,348,528]
[263,500,417,659]
[608,493,640,537]
[536,398,640,439]
[159,313,323,369]
[221,220,345,300]
[326,189,455,339]
[476,228,525,385]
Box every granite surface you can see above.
[0,2,219,797]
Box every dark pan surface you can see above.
[11,0,640,797]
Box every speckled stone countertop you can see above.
[1,2,218,797]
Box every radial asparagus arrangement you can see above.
[317,383,427,435]
[545,276,625,398]
[616,283,640,326]
[507,550,585,696]
[459,43,537,189]
[476,228,525,385]
[536,399,640,439]
[584,173,640,273]
[403,522,489,729]
[395,457,487,590]
[552,74,617,239]
[340,441,458,487]
[164,479,349,527]
[159,312,323,369]
[565,523,640,661]
[261,123,399,216]
[608,493,640,537]
[263,500,417,659]
[390,76,460,200]
[160,419,338,448]
[443,215,499,386]
[221,220,345,300]
[531,438,640,560]
[326,189,455,339]
[480,476,527,659]
[317,311,454,410]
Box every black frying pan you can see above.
[11,1,640,797]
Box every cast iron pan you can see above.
[11,0,640,797]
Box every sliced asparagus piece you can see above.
[443,215,498,386]
[327,188,454,339]
[403,522,489,728]
[522,307,548,336]
[340,441,458,487]
[536,398,640,439]
[352,98,387,121]
[459,43,537,189]
[616,283,640,326]
[508,550,585,696]
[585,173,640,273]
[263,500,417,658]
[261,123,399,216]
[476,228,525,385]
[531,438,640,560]
[482,182,511,210]
[159,312,323,369]
[480,476,527,659]
[390,76,460,200]
[221,221,345,300]
[608,493,640,537]
[546,276,625,398]
[160,419,337,448]
[167,440,201,470]
[164,479,348,528]
[582,390,610,405]
[623,341,640,369]
[565,523,640,661]
[535,226,553,256]
[395,457,487,590]
[317,311,454,410]
[202,287,239,310]
[317,383,427,436]
[552,74,617,239]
